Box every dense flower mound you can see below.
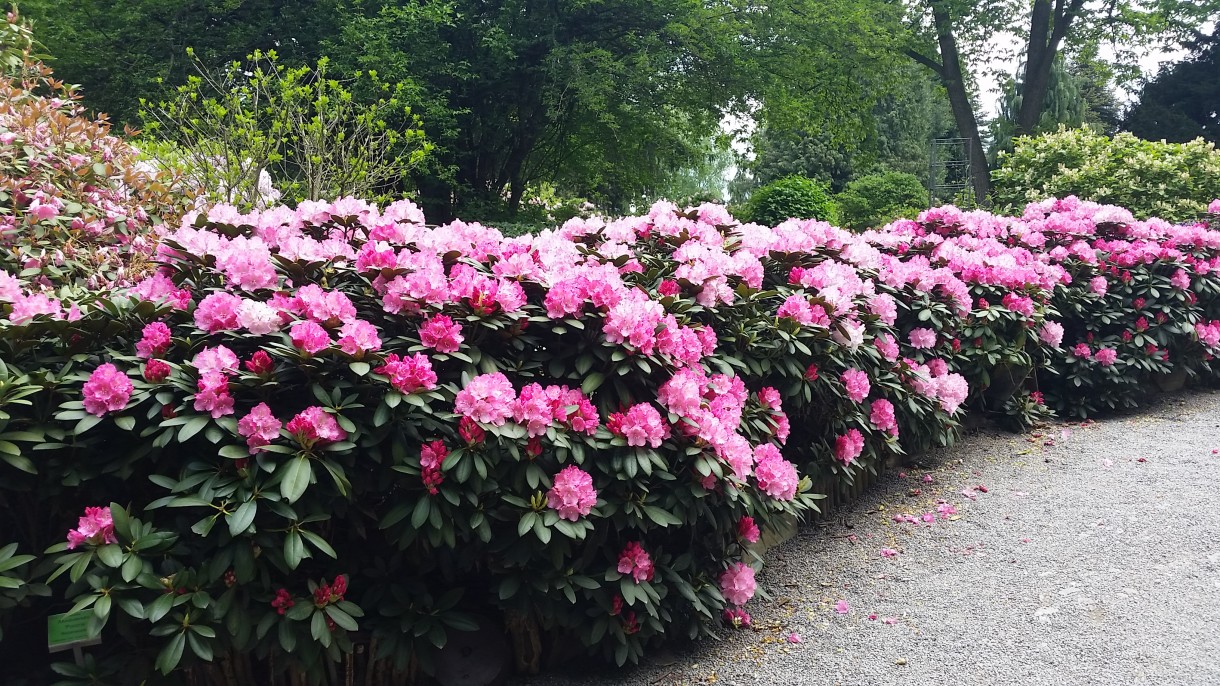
[1,192,1219,683]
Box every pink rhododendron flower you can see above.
[194,292,243,332]
[804,364,819,381]
[193,346,239,375]
[935,373,969,414]
[454,372,516,425]
[336,320,382,356]
[719,562,756,606]
[194,372,235,418]
[880,547,898,558]
[420,440,446,494]
[777,295,816,325]
[772,412,791,444]
[737,515,760,543]
[874,332,899,361]
[83,363,133,416]
[869,399,898,436]
[1094,348,1118,366]
[755,450,799,500]
[245,350,274,375]
[513,383,558,437]
[375,353,437,394]
[238,403,282,454]
[833,600,850,614]
[136,322,172,358]
[609,403,669,448]
[1209,198,1220,214]
[237,299,283,335]
[1072,343,1092,359]
[143,359,171,383]
[286,407,347,445]
[66,506,116,549]
[841,368,871,403]
[1038,321,1064,348]
[550,386,600,435]
[908,327,937,349]
[8,293,64,324]
[295,284,357,326]
[1089,276,1108,296]
[0,271,20,302]
[603,289,664,354]
[655,368,705,418]
[936,502,958,518]
[869,293,898,325]
[834,429,865,465]
[757,386,782,411]
[617,542,655,583]
[1001,292,1035,317]
[458,416,486,445]
[1171,269,1190,290]
[418,314,464,353]
[290,320,331,354]
[787,633,802,644]
[546,464,597,521]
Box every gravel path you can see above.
[522,389,1220,686]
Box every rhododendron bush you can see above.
[2,189,1220,684]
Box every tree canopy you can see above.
[1124,31,1220,145]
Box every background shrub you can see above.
[992,126,1220,222]
[742,175,839,226]
[835,172,927,230]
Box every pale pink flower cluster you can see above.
[840,369,871,403]
[608,403,668,448]
[1038,321,1064,348]
[454,372,517,425]
[754,446,799,500]
[375,353,438,394]
[547,464,597,521]
[835,428,865,464]
[869,399,898,436]
[136,322,172,358]
[1196,321,1220,349]
[617,542,655,583]
[1094,348,1118,366]
[874,332,899,361]
[719,562,757,606]
[336,320,381,356]
[285,406,347,446]
[66,506,116,549]
[908,328,937,349]
[237,403,282,454]
[83,363,133,416]
[419,314,464,353]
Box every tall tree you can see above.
[904,0,1220,202]
[1124,31,1220,144]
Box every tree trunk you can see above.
[1016,0,1084,135]
[927,1,992,203]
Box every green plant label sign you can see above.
[47,611,101,652]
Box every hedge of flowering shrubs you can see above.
[3,193,1218,685]
[4,11,1220,686]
